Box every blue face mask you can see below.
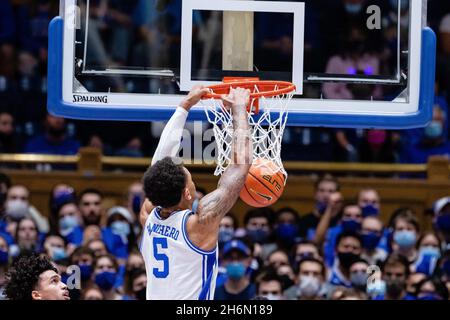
[361,204,379,217]
[246,228,269,244]
[59,216,79,234]
[218,227,234,244]
[79,264,93,281]
[341,218,362,232]
[95,271,117,290]
[361,232,382,251]
[394,230,416,248]
[315,201,327,215]
[0,249,8,265]
[345,3,363,14]
[436,214,450,233]
[132,194,142,215]
[366,280,386,297]
[424,121,443,139]
[111,221,131,237]
[418,294,442,301]
[419,246,441,260]
[51,247,67,261]
[226,262,246,280]
[275,223,298,246]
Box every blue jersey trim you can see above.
[153,207,184,220]
[199,253,217,300]
[181,211,217,255]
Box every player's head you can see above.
[5,253,70,300]
[142,157,196,210]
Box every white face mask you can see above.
[5,199,29,220]
[262,293,282,300]
[298,275,321,298]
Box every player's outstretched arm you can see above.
[151,85,210,166]
[188,88,253,248]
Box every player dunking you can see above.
[139,86,252,300]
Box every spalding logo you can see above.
[73,95,108,103]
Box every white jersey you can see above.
[140,207,218,300]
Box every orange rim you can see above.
[202,80,296,100]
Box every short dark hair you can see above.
[382,253,411,277]
[78,188,103,203]
[5,253,57,300]
[298,257,326,279]
[142,157,186,208]
[244,208,272,226]
[255,269,284,293]
[414,276,449,300]
[335,231,362,250]
[391,208,420,232]
[93,254,119,272]
[275,207,299,224]
[70,246,95,264]
[224,212,239,229]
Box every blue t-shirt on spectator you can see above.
[24,135,80,155]
[102,227,129,260]
[214,283,256,300]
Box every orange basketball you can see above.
[239,158,286,208]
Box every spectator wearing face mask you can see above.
[287,257,326,300]
[299,176,341,240]
[378,253,412,300]
[414,232,442,276]
[78,189,104,227]
[390,210,420,264]
[348,259,369,293]
[243,208,272,260]
[70,246,95,290]
[24,114,80,156]
[215,240,256,300]
[255,271,285,300]
[358,189,381,218]
[272,208,301,251]
[55,202,83,249]
[5,185,49,234]
[102,206,135,264]
[360,216,388,265]
[328,232,363,288]
[0,234,9,300]
[433,196,450,249]
[414,276,449,300]
[399,106,450,164]
[316,202,363,267]
[92,254,123,300]
[125,182,145,235]
[43,234,69,274]
[218,213,238,247]
[48,184,76,228]
[123,268,147,301]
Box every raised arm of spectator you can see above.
[313,192,343,247]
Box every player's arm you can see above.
[139,198,154,227]
[187,88,252,249]
[151,85,210,165]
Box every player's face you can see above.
[182,167,196,207]
[33,270,70,300]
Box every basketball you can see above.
[240,158,286,208]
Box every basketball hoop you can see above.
[201,78,296,179]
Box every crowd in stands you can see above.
[0,172,449,300]
[0,0,449,164]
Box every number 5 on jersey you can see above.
[153,237,169,278]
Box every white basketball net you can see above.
[202,84,294,179]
